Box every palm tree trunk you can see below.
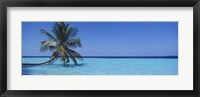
[22,53,58,65]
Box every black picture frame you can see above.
[0,0,200,97]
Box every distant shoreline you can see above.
[22,56,178,58]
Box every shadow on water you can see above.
[22,68,32,75]
[63,63,86,67]
[22,63,87,68]
[22,65,41,67]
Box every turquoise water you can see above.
[22,57,178,75]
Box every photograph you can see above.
[22,22,178,75]
[1,0,199,96]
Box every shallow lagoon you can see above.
[22,57,178,75]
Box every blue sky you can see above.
[22,22,178,56]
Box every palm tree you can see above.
[23,22,83,65]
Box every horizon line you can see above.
[22,56,178,58]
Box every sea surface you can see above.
[22,57,178,75]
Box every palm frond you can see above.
[65,24,71,36]
[68,49,83,60]
[67,51,78,64]
[52,22,79,44]
[40,29,57,42]
[65,27,79,41]
[66,38,81,48]
[52,23,63,43]
[40,40,58,52]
